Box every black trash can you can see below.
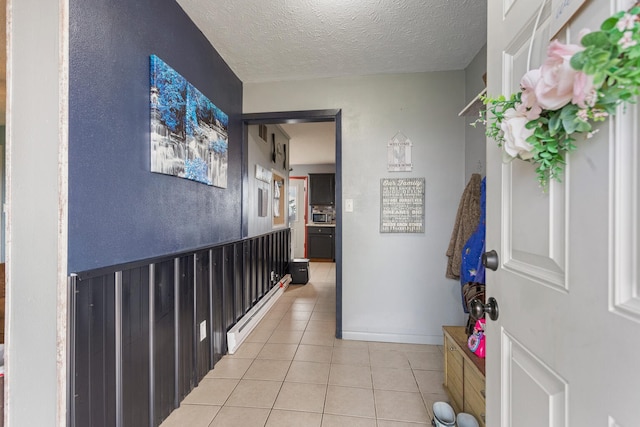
[289,258,309,284]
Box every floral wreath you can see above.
[477,7,640,189]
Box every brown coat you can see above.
[446,174,482,280]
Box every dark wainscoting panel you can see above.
[152,259,176,425]
[250,239,258,305]
[210,247,225,364]
[70,229,290,427]
[72,274,117,427]
[177,255,195,402]
[121,267,151,427]
[195,250,212,383]
[223,245,235,331]
[233,242,244,322]
[243,240,253,310]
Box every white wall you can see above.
[245,72,468,344]
[247,124,290,237]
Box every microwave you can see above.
[312,212,330,223]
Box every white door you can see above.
[486,1,640,426]
[289,177,307,259]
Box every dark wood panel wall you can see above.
[69,229,291,427]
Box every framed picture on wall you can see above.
[149,54,230,188]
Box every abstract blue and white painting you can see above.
[150,54,229,187]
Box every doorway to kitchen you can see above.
[242,109,342,338]
[288,176,307,259]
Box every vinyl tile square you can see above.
[209,406,271,427]
[243,359,291,381]
[277,319,309,331]
[267,330,304,344]
[412,370,446,394]
[224,379,282,408]
[310,311,335,322]
[265,409,323,427]
[290,302,316,312]
[281,310,313,321]
[262,309,287,322]
[301,330,336,347]
[369,350,411,369]
[181,378,238,405]
[305,320,336,333]
[206,357,252,379]
[371,367,419,392]
[312,302,335,312]
[272,300,294,311]
[321,414,377,427]
[406,351,443,371]
[328,364,372,389]
[285,360,331,384]
[331,347,370,366]
[324,385,376,418]
[333,339,369,350]
[256,343,299,360]
[294,344,334,363]
[374,390,429,423]
[273,382,328,413]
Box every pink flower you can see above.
[619,30,637,49]
[587,129,600,139]
[577,109,589,121]
[535,41,584,110]
[616,13,636,32]
[500,108,536,160]
[517,69,543,120]
[573,71,596,108]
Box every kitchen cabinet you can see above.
[309,173,335,206]
[307,226,335,260]
[442,326,486,427]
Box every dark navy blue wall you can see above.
[69,0,243,272]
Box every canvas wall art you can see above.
[150,54,229,187]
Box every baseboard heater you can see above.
[227,274,292,354]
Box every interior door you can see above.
[486,1,640,426]
[289,177,307,259]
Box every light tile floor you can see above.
[160,262,449,427]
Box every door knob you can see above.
[470,297,500,321]
[482,250,499,271]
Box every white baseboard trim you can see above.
[227,274,291,354]
[341,331,444,346]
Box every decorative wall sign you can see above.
[380,178,425,233]
[150,55,229,187]
[255,164,272,183]
[387,132,412,172]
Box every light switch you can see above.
[200,320,207,341]
[345,199,354,212]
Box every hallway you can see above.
[160,262,448,426]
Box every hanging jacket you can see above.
[445,173,481,280]
[460,176,486,285]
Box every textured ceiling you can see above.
[176,0,488,83]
